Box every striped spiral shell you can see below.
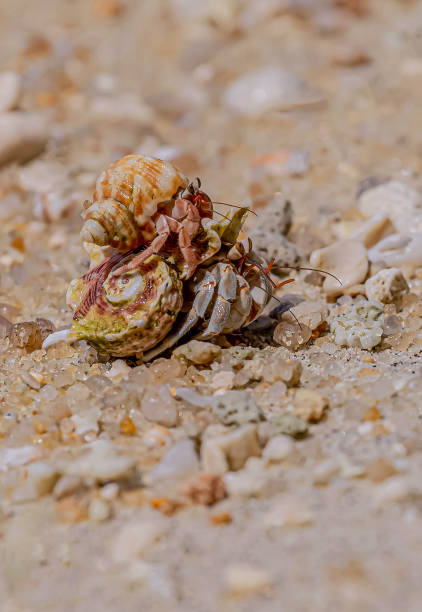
[81,155,188,251]
[66,254,183,357]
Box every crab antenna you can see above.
[211,201,258,216]
[287,307,302,329]
[212,210,232,222]
[280,266,342,285]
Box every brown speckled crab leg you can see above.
[143,261,270,361]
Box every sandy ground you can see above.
[1,1,422,610]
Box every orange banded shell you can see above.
[81,154,188,251]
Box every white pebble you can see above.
[0,71,21,112]
[365,268,408,303]
[313,458,340,485]
[0,112,49,166]
[201,424,261,474]
[71,407,100,436]
[358,181,422,234]
[212,370,235,391]
[147,439,199,485]
[88,498,111,522]
[223,465,278,498]
[369,233,422,268]
[100,482,120,500]
[223,66,324,117]
[60,440,135,482]
[224,563,274,596]
[112,521,166,563]
[0,445,42,470]
[262,435,294,463]
[310,240,368,296]
[12,462,58,502]
[264,498,314,528]
[373,476,414,506]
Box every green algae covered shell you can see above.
[66,254,183,357]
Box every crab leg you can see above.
[142,276,213,361]
[198,264,238,338]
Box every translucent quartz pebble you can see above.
[273,321,312,350]
[8,321,43,351]
[141,385,179,427]
[223,66,324,117]
[383,314,401,336]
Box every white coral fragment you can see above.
[365,268,408,303]
[330,301,384,350]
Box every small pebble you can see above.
[174,340,221,365]
[266,414,308,438]
[60,440,135,482]
[369,233,422,268]
[223,66,324,117]
[264,498,314,528]
[359,181,422,234]
[53,475,82,500]
[88,497,111,522]
[366,458,398,483]
[223,458,279,498]
[224,563,274,596]
[0,112,49,166]
[112,521,166,563]
[201,424,261,474]
[0,71,21,111]
[181,473,226,506]
[383,315,401,336]
[8,321,43,351]
[142,385,179,428]
[373,477,414,506]
[365,268,408,304]
[148,439,199,485]
[212,390,262,426]
[262,435,294,463]
[12,462,59,502]
[100,482,120,500]
[313,458,340,485]
[273,321,312,350]
[293,389,327,423]
[310,240,368,296]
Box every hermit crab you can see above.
[43,154,339,359]
[43,208,276,359]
